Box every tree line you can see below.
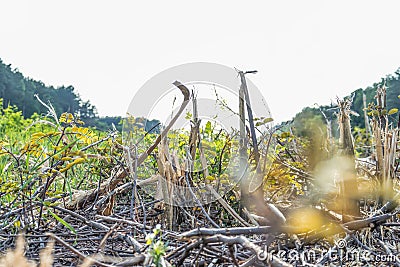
[292,69,400,138]
[0,58,97,119]
[0,58,162,132]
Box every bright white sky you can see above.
[1,0,400,123]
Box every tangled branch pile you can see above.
[1,81,400,266]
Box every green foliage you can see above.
[0,101,120,231]
[292,107,326,138]
[146,224,167,266]
[353,126,372,157]
[388,108,398,115]
[263,130,308,200]
[47,209,77,234]
[350,87,375,128]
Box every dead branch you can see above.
[136,81,190,165]
[65,173,158,210]
[179,226,276,239]
[46,233,114,267]
[238,71,260,166]
[175,234,292,267]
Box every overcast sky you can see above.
[1,0,400,122]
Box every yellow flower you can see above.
[0,141,8,153]
[31,132,46,138]
[59,113,67,123]
[67,113,74,123]
[73,157,85,164]
[220,173,229,179]
[14,220,21,228]
[145,233,155,245]
[206,176,215,181]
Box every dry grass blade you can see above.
[39,240,54,267]
[78,258,94,267]
[0,235,36,267]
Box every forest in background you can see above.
[291,72,400,137]
[0,58,125,132]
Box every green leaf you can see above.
[388,108,398,115]
[64,172,73,201]
[48,210,77,234]
[253,117,264,121]
[371,110,379,116]
[185,112,192,120]
[263,117,274,123]
[280,132,290,138]
[43,201,52,206]
[255,117,273,126]
[205,121,212,133]
[20,175,36,190]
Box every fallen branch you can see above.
[179,226,276,239]
[200,235,292,267]
[46,233,113,267]
[205,184,252,227]
[93,175,159,211]
[53,205,144,252]
[173,234,292,267]
[303,210,399,245]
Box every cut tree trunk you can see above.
[238,71,272,223]
[238,73,249,215]
[372,85,395,204]
[337,99,360,220]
